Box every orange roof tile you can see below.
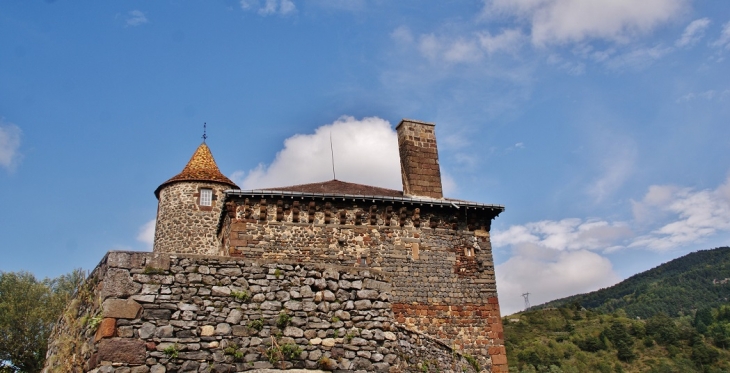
[155,143,238,198]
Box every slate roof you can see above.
[226,179,504,211]
[155,142,239,198]
[270,179,404,197]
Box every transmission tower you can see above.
[522,292,530,311]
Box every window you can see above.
[200,188,213,206]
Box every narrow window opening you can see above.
[200,188,213,206]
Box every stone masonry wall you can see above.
[154,182,229,255]
[219,196,507,372]
[396,120,443,199]
[44,251,494,373]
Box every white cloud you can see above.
[493,218,633,252]
[478,28,526,55]
[496,246,621,315]
[0,120,22,171]
[412,30,525,63]
[603,44,674,71]
[241,0,296,16]
[233,116,402,190]
[675,18,711,47]
[677,89,730,103]
[630,176,730,251]
[493,175,730,312]
[588,139,637,202]
[443,39,482,63]
[126,10,148,27]
[711,21,730,50]
[546,53,586,75]
[418,34,443,61]
[391,26,414,44]
[485,0,688,46]
[137,219,156,250]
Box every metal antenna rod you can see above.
[330,132,336,180]
[522,292,531,311]
[202,122,207,142]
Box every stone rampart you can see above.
[43,251,497,373]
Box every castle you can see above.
[44,119,508,373]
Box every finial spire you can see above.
[202,122,207,142]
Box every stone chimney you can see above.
[396,119,443,199]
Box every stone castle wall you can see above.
[43,251,495,373]
[218,196,507,372]
[154,182,229,255]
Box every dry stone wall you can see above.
[154,182,229,255]
[44,251,493,373]
[219,197,507,372]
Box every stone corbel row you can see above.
[226,198,493,231]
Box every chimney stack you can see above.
[396,119,443,199]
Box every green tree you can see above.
[646,313,680,346]
[0,270,84,373]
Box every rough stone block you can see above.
[101,269,142,300]
[283,326,303,337]
[102,299,142,319]
[211,286,231,296]
[97,338,146,364]
[145,253,171,271]
[94,318,116,342]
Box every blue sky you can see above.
[1,0,729,314]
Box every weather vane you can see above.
[202,122,207,142]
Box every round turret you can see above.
[153,142,238,255]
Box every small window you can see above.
[200,188,213,206]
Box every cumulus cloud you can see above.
[241,0,296,16]
[0,120,22,171]
[485,0,688,46]
[137,219,156,250]
[675,18,711,47]
[492,217,630,314]
[233,116,402,190]
[126,10,148,27]
[630,176,730,251]
[496,246,621,315]
[493,175,730,312]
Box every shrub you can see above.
[276,312,292,328]
[163,344,179,359]
[231,290,250,302]
[248,318,264,331]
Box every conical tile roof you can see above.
[155,142,239,198]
